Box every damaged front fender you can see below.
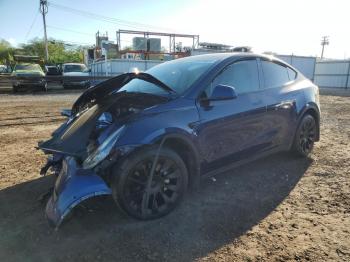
[45,157,111,228]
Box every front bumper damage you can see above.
[45,157,111,228]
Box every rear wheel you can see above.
[112,147,188,220]
[292,114,317,157]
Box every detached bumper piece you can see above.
[45,157,111,228]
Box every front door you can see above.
[195,59,270,173]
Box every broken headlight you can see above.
[96,112,113,130]
[82,125,125,169]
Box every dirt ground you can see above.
[0,92,349,262]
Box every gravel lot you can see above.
[0,92,349,262]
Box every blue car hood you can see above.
[71,72,173,115]
[38,90,168,159]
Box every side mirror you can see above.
[209,84,237,101]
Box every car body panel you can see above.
[45,157,111,228]
[39,53,321,227]
[12,64,46,90]
[62,63,90,88]
[196,89,271,173]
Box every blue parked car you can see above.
[39,53,320,228]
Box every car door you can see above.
[259,59,301,149]
[195,58,272,173]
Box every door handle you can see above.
[273,101,294,110]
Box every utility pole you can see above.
[320,36,329,59]
[40,0,49,62]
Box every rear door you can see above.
[195,58,271,172]
[259,59,301,149]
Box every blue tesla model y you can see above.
[39,53,320,227]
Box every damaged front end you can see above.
[38,73,172,228]
[45,157,112,228]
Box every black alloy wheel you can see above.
[293,114,317,157]
[112,147,188,220]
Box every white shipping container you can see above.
[91,59,162,76]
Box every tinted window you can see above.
[146,56,216,94]
[287,67,297,80]
[212,59,259,95]
[261,60,290,88]
[63,64,88,73]
[15,64,42,72]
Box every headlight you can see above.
[82,126,125,169]
[96,112,113,130]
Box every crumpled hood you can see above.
[71,72,173,115]
[38,91,168,159]
[38,72,172,158]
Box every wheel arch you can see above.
[153,134,201,190]
[296,103,320,142]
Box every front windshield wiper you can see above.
[132,72,176,94]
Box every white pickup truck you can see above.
[62,63,90,89]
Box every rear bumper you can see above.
[45,157,111,228]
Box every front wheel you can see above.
[292,114,317,157]
[41,82,48,92]
[112,147,188,220]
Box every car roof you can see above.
[186,52,285,63]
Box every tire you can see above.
[111,146,188,220]
[40,82,48,92]
[292,114,317,157]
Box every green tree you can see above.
[0,39,15,66]
[19,38,84,64]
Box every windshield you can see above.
[15,64,42,71]
[63,64,88,73]
[118,56,216,95]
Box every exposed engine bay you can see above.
[39,90,169,161]
[86,94,166,155]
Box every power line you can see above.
[47,25,92,36]
[53,39,93,46]
[47,1,177,32]
[25,11,40,40]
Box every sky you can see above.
[0,0,349,59]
